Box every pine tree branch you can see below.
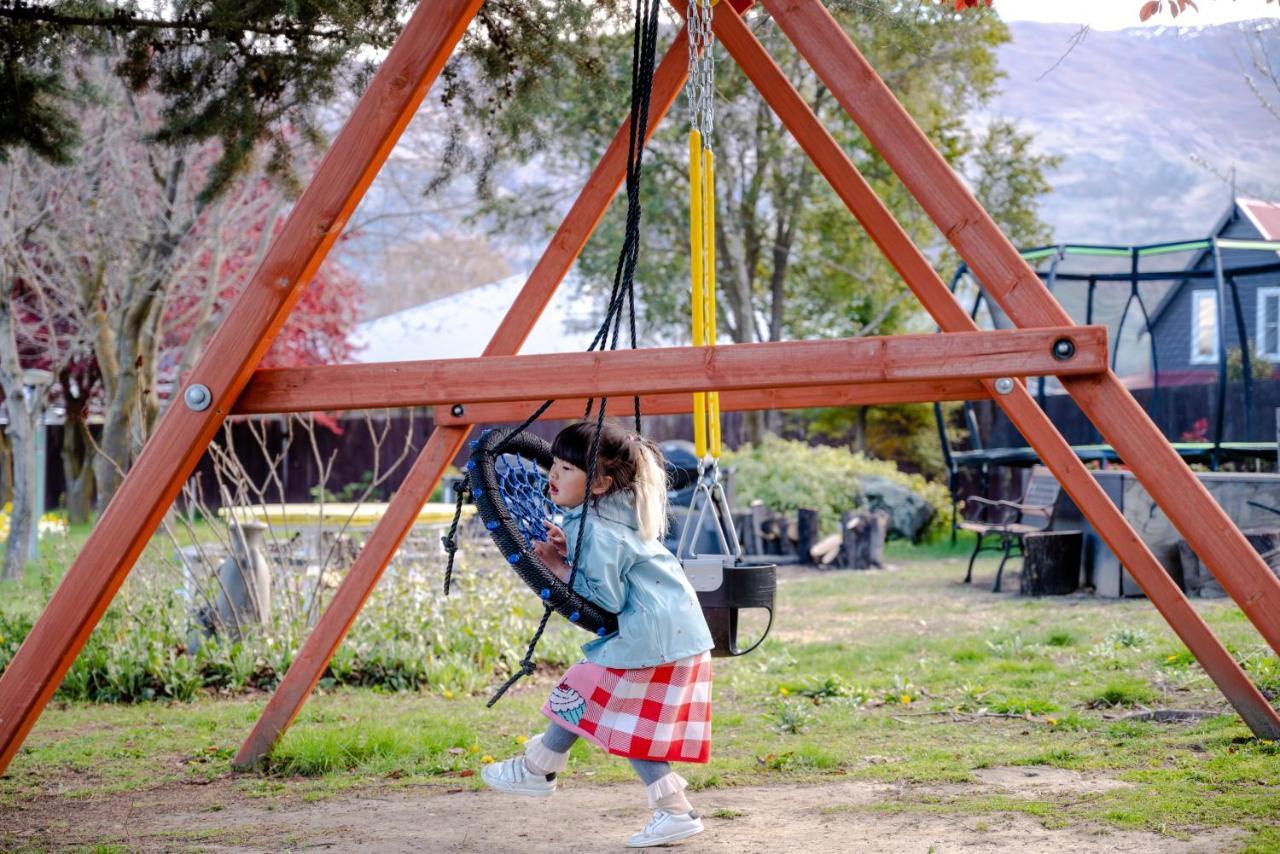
[0,4,349,41]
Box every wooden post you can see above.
[708,1,1280,738]
[232,21,702,767]
[0,0,486,774]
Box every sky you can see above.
[995,0,1279,30]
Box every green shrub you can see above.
[723,435,951,539]
[0,544,580,703]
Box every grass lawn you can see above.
[2,539,1279,851]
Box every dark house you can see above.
[1148,198,1280,385]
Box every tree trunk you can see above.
[3,414,36,580]
[94,375,137,512]
[0,289,37,580]
[0,426,12,507]
[59,372,96,525]
[3,402,36,581]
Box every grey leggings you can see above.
[541,721,672,786]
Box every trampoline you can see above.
[938,231,1280,534]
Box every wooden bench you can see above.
[959,465,1062,592]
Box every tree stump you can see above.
[796,508,821,565]
[732,511,757,555]
[1181,528,1280,598]
[1019,530,1081,596]
[839,510,888,569]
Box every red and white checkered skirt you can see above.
[540,652,712,763]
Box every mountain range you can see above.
[993,19,1278,245]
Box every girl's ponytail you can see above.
[631,439,669,542]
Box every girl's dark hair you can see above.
[550,420,668,540]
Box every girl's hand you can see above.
[533,530,571,582]
[543,522,567,557]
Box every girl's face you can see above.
[548,458,611,508]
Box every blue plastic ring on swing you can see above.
[540,588,551,600]
[466,460,476,470]
[569,611,580,623]
[596,627,608,637]
[507,554,520,565]
[486,520,499,530]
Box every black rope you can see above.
[441,476,470,595]
[483,0,663,704]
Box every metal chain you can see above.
[686,0,715,140]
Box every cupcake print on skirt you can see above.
[548,683,586,726]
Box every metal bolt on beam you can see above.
[184,384,213,412]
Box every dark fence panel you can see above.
[972,380,1280,451]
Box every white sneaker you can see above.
[480,756,557,797]
[626,810,705,848]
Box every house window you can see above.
[1258,288,1280,361]
[1190,290,1218,365]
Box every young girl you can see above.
[482,420,715,848]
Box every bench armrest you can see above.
[963,495,1018,524]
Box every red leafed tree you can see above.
[0,63,361,578]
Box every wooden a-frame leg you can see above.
[0,0,486,776]
[762,0,1280,660]
[708,3,1280,737]
[231,23,698,768]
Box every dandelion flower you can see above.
[481,755,495,764]
[515,735,528,745]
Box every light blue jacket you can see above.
[562,492,713,669]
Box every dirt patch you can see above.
[972,766,1134,796]
[3,774,1238,852]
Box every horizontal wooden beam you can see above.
[433,378,990,424]
[234,327,1105,415]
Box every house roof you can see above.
[349,273,602,363]
[1145,197,1280,327]
[1238,197,1280,240]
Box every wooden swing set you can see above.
[2,0,1279,776]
